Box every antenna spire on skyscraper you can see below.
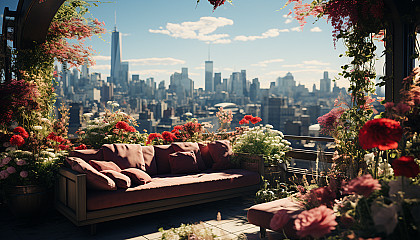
[114,10,117,31]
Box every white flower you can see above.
[265,124,273,129]
[364,153,375,165]
[185,112,193,117]
[83,113,93,118]
[112,102,119,107]
[40,118,50,123]
[33,126,43,130]
[107,101,113,106]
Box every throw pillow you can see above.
[207,140,233,170]
[153,145,175,174]
[198,143,213,169]
[168,151,200,174]
[102,144,146,171]
[121,168,152,186]
[171,142,206,170]
[69,148,103,161]
[89,160,122,172]
[66,157,116,190]
[100,170,131,189]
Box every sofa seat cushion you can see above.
[86,169,260,211]
[247,197,302,237]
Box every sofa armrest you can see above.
[232,153,265,176]
[55,167,87,222]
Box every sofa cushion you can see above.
[69,149,103,161]
[100,170,131,189]
[198,143,213,169]
[171,142,206,171]
[169,151,199,174]
[121,168,152,186]
[102,144,146,171]
[208,140,233,170]
[141,145,157,175]
[153,145,175,174]
[86,169,260,211]
[89,160,122,172]
[247,198,302,237]
[66,157,116,191]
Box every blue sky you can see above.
[1,0,386,89]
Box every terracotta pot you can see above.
[4,185,49,219]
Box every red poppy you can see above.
[244,115,253,121]
[125,126,136,132]
[392,156,420,178]
[239,119,249,125]
[75,144,87,150]
[115,121,129,130]
[162,131,176,142]
[250,117,262,124]
[13,126,29,139]
[10,135,25,146]
[359,118,402,150]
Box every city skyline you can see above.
[0,0,386,90]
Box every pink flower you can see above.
[270,209,290,230]
[6,166,16,174]
[294,205,337,238]
[343,174,381,197]
[16,159,27,166]
[20,171,28,178]
[2,157,11,165]
[0,170,10,179]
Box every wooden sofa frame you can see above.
[54,156,264,234]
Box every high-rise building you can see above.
[320,71,331,93]
[121,61,129,90]
[205,61,213,92]
[240,70,248,97]
[214,72,221,91]
[111,26,122,87]
[250,78,260,101]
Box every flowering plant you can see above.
[77,107,147,149]
[215,107,233,132]
[232,124,291,165]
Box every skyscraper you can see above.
[205,61,213,92]
[111,26,122,87]
[214,72,221,92]
[320,71,331,93]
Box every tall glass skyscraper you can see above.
[205,61,213,92]
[111,26,122,86]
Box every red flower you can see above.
[239,119,249,125]
[162,131,176,142]
[59,144,70,150]
[116,121,129,130]
[250,117,262,124]
[126,126,136,132]
[13,127,29,139]
[55,136,65,143]
[359,118,402,150]
[47,132,64,142]
[343,174,381,197]
[171,125,183,133]
[10,135,25,146]
[208,0,226,10]
[75,144,87,150]
[244,115,253,121]
[294,205,337,238]
[306,186,336,208]
[147,133,163,144]
[392,156,420,178]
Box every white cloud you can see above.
[127,57,185,66]
[234,28,289,42]
[285,19,293,24]
[302,60,330,66]
[252,59,285,67]
[121,33,131,37]
[93,55,111,61]
[90,64,111,70]
[310,27,322,32]
[149,17,233,44]
[291,27,302,32]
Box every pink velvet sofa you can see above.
[55,141,263,233]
